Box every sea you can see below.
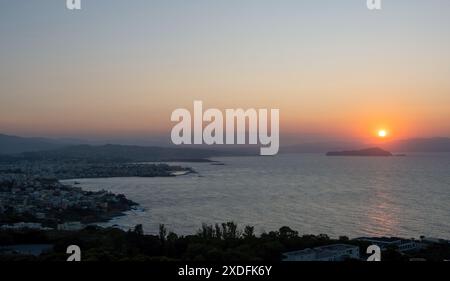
[61,153,450,239]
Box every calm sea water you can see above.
[62,153,450,239]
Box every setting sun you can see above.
[378,130,388,138]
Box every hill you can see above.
[5,144,232,163]
[0,134,67,154]
[284,138,450,153]
[382,137,450,152]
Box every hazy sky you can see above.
[1,0,450,144]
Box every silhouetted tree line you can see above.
[0,223,448,261]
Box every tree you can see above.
[222,222,238,240]
[214,223,222,240]
[279,226,298,239]
[159,224,167,242]
[243,225,255,239]
[317,234,330,241]
[167,232,178,242]
[199,223,214,239]
[339,236,349,241]
[133,224,144,236]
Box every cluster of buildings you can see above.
[282,237,449,261]
[283,244,360,261]
[355,237,418,252]
[0,173,135,227]
[0,162,189,180]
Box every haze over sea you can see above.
[62,153,450,239]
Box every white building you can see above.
[283,244,360,261]
[355,237,418,252]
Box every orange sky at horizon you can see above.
[1,1,450,142]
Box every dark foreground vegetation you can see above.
[1,223,449,261]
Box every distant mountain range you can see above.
[0,134,241,162]
[16,144,234,162]
[283,138,450,153]
[0,134,68,154]
[381,137,450,152]
[1,134,450,161]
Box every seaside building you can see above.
[355,237,418,252]
[282,244,360,261]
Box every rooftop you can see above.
[284,244,359,260]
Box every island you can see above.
[326,147,393,157]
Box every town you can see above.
[0,160,192,229]
[0,161,193,180]
[0,173,137,229]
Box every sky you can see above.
[1,0,450,145]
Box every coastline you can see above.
[0,161,198,229]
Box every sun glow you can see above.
[378,129,388,138]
